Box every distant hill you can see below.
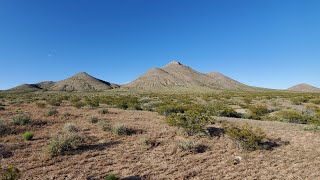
[8,81,55,92]
[49,72,119,91]
[287,83,320,93]
[124,61,253,91]
[8,72,119,92]
[8,84,42,92]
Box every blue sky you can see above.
[0,0,320,90]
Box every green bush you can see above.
[177,141,207,153]
[22,131,34,141]
[156,104,187,117]
[139,137,157,147]
[290,96,309,105]
[45,132,83,157]
[114,96,142,110]
[98,108,109,115]
[1,165,21,180]
[166,110,213,136]
[218,107,242,118]
[247,104,269,120]
[85,97,100,108]
[88,116,99,124]
[273,109,308,124]
[309,98,320,105]
[63,123,79,133]
[97,121,112,132]
[12,114,32,125]
[47,97,63,106]
[105,173,119,180]
[0,119,7,135]
[72,101,86,109]
[111,124,130,135]
[46,108,58,117]
[225,123,266,151]
[35,101,47,108]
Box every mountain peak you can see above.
[288,83,320,93]
[166,61,182,66]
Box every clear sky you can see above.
[0,0,320,90]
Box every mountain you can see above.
[49,72,119,91]
[287,83,320,93]
[124,61,252,91]
[36,81,55,89]
[8,84,42,92]
[8,81,55,92]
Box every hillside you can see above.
[8,84,42,92]
[124,61,253,91]
[287,83,320,93]
[49,72,119,91]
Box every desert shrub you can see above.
[47,97,63,106]
[156,104,187,116]
[243,97,253,104]
[85,97,100,108]
[306,104,320,113]
[22,131,34,141]
[225,123,266,151]
[97,121,112,131]
[45,132,83,157]
[290,96,309,105]
[307,113,320,126]
[0,106,5,111]
[177,141,207,153]
[98,108,109,115]
[60,112,72,119]
[304,125,320,132]
[35,101,47,108]
[139,137,157,147]
[273,109,308,124]
[246,104,269,120]
[63,123,79,133]
[12,114,32,125]
[166,110,213,136]
[1,165,21,180]
[111,124,130,135]
[88,116,99,124]
[46,108,58,117]
[105,173,119,180]
[114,96,142,110]
[72,101,86,109]
[0,119,8,135]
[309,98,320,105]
[218,107,242,118]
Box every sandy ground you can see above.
[1,103,320,180]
